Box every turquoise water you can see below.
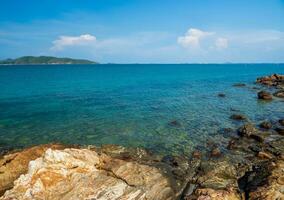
[0,64,284,155]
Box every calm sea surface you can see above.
[0,64,283,155]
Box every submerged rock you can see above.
[210,147,222,158]
[230,114,246,121]
[237,123,265,142]
[192,151,201,159]
[279,119,284,126]
[259,121,272,129]
[257,90,273,100]
[169,120,182,127]
[233,83,246,87]
[237,123,258,137]
[273,90,284,98]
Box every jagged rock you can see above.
[256,74,284,87]
[0,144,65,196]
[230,114,246,121]
[279,119,284,126]
[250,134,265,143]
[257,90,273,100]
[238,124,265,142]
[259,121,272,129]
[196,159,238,190]
[237,123,257,137]
[273,90,284,98]
[0,148,187,200]
[248,159,284,200]
[266,138,284,156]
[275,127,284,135]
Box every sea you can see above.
[0,64,283,155]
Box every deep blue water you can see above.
[0,64,283,155]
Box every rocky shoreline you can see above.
[0,74,283,200]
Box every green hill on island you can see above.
[0,56,97,65]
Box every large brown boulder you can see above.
[257,91,273,100]
[273,90,284,98]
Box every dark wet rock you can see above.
[259,121,272,129]
[227,139,237,150]
[279,119,284,126]
[182,183,197,199]
[169,120,181,127]
[233,83,246,87]
[210,147,222,158]
[237,161,272,199]
[230,114,246,121]
[273,90,284,98]
[249,143,262,153]
[248,159,284,200]
[237,159,284,200]
[252,86,260,90]
[237,123,265,142]
[218,93,226,97]
[257,90,273,100]
[250,133,265,143]
[266,138,284,156]
[275,127,284,135]
[161,155,180,167]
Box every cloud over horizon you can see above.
[177,28,214,49]
[177,28,229,51]
[51,34,96,51]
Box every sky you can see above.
[0,0,284,63]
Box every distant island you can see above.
[0,56,98,65]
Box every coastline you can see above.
[0,74,283,199]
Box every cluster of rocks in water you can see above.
[256,74,284,100]
[0,74,283,200]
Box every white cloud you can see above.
[215,37,228,49]
[51,34,96,51]
[177,28,214,48]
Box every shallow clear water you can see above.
[0,64,283,155]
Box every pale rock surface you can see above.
[1,148,182,200]
[0,144,64,195]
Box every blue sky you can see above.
[0,0,284,63]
